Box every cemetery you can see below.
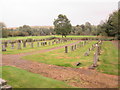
[1,36,119,89]
[0,0,119,89]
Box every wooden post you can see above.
[65,46,68,53]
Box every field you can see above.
[1,35,119,88]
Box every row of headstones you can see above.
[64,40,88,53]
[2,39,68,51]
[0,78,12,90]
[89,40,103,69]
[1,38,53,47]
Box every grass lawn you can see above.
[1,66,73,88]
[97,41,118,75]
[1,35,96,40]
[22,41,97,68]
[2,40,76,54]
[22,41,118,75]
[1,36,53,40]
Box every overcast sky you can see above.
[0,0,118,27]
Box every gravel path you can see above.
[2,41,118,88]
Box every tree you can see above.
[53,14,72,37]
[0,22,9,38]
[97,10,119,39]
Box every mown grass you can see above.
[1,36,53,40]
[2,40,76,54]
[22,41,97,68]
[97,41,118,75]
[1,35,96,40]
[22,41,118,75]
[1,66,73,88]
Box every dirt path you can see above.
[2,41,118,88]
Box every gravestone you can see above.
[48,42,51,45]
[84,50,90,56]
[37,42,40,47]
[71,46,74,51]
[11,42,14,49]
[65,46,68,53]
[74,45,77,50]
[23,40,27,48]
[93,53,99,67]
[4,42,8,47]
[2,45,6,51]
[31,42,34,48]
[17,40,22,49]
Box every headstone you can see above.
[93,53,99,67]
[48,42,51,45]
[65,46,68,53]
[11,43,14,49]
[84,50,90,56]
[2,45,6,51]
[71,46,74,51]
[37,42,40,47]
[17,40,22,49]
[74,45,77,50]
[31,42,34,48]
[23,41,26,48]
[4,42,7,47]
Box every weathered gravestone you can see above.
[0,78,12,90]
[48,42,51,45]
[37,42,40,47]
[11,42,14,49]
[23,40,27,48]
[71,46,74,51]
[93,52,99,67]
[4,42,8,47]
[65,46,68,53]
[74,45,77,50]
[31,42,34,48]
[84,50,90,56]
[2,45,6,51]
[17,40,22,49]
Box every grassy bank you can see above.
[1,66,73,88]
